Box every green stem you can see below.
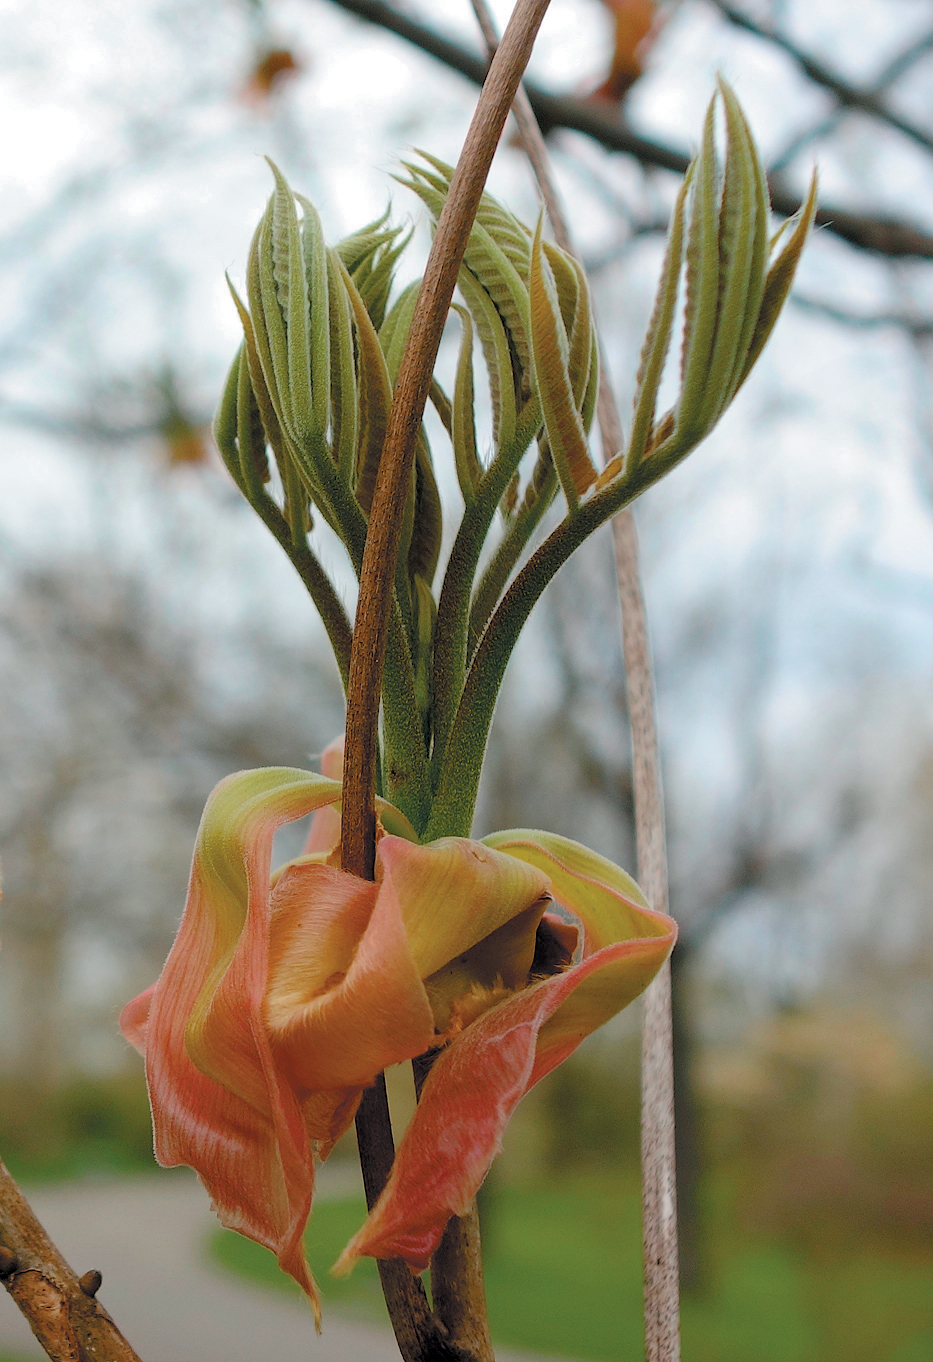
[425,465,655,840]
[383,607,432,831]
[215,352,354,690]
[429,418,537,788]
[254,495,353,692]
[302,457,430,828]
[467,461,557,658]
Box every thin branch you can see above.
[467,5,680,1358]
[0,1158,143,1362]
[352,1080,466,1362]
[876,23,933,89]
[710,0,933,156]
[341,0,556,881]
[342,4,556,1360]
[768,17,933,181]
[248,492,354,689]
[323,0,933,260]
[791,292,933,339]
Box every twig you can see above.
[710,0,933,156]
[876,23,933,89]
[323,0,933,260]
[342,4,556,1359]
[353,1079,464,1362]
[341,0,556,881]
[791,292,933,338]
[0,1158,143,1362]
[610,515,679,1362]
[467,3,679,1358]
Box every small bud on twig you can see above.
[0,1244,18,1277]
[79,1269,103,1297]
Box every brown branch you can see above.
[767,28,933,176]
[791,292,933,338]
[353,1081,467,1362]
[467,4,680,1357]
[343,3,556,1359]
[341,0,556,881]
[611,516,679,1362]
[710,0,933,156]
[0,1158,143,1362]
[323,0,933,260]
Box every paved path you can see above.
[0,1172,548,1362]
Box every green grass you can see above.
[210,1174,933,1361]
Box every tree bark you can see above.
[0,1158,143,1362]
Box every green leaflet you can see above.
[258,205,300,447]
[374,278,443,587]
[461,215,532,377]
[295,192,331,436]
[399,153,545,483]
[626,169,688,470]
[412,573,437,729]
[326,247,359,480]
[234,346,272,502]
[269,166,292,313]
[332,253,392,515]
[399,157,532,377]
[335,210,410,330]
[619,82,817,481]
[694,84,768,431]
[720,84,770,409]
[452,304,482,504]
[251,197,333,523]
[380,281,421,384]
[565,253,596,410]
[213,347,246,494]
[226,276,291,489]
[541,240,578,336]
[581,327,600,437]
[415,151,532,277]
[735,170,819,390]
[456,267,517,453]
[529,217,597,510]
[249,204,290,439]
[266,162,314,443]
[429,378,453,437]
[408,434,443,588]
[676,99,722,444]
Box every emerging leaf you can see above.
[399,154,538,456]
[451,304,483,504]
[736,171,818,389]
[335,209,410,331]
[529,218,598,509]
[618,82,818,481]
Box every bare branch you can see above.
[876,23,933,89]
[323,0,933,259]
[0,1159,143,1362]
[770,21,933,172]
[342,5,557,1359]
[791,292,933,338]
[710,0,933,156]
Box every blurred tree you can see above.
[0,554,343,1082]
[1,0,932,1310]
